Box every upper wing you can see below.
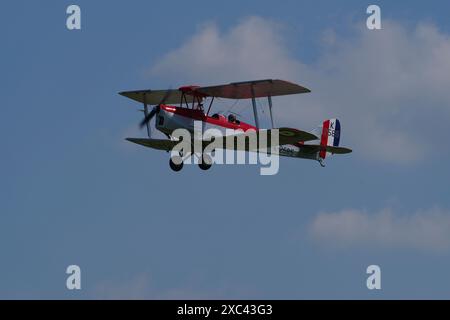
[196,79,310,99]
[119,89,194,105]
[119,79,308,104]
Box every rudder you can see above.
[319,118,341,159]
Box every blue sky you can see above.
[1,0,450,299]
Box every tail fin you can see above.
[318,118,341,159]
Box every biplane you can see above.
[119,79,352,171]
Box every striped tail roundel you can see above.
[319,119,341,159]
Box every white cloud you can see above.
[91,273,154,299]
[150,17,450,164]
[309,207,450,253]
[150,17,304,84]
[301,22,450,164]
[90,272,255,299]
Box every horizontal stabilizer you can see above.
[300,144,352,154]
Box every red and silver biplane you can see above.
[119,79,352,171]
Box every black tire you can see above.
[169,156,183,172]
[198,154,212,171]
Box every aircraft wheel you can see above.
[169,156,183,172]
[198,154,212,171]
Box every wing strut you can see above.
[143,93,151,138]
[267,95,274,128]
[251,85,260,129]
[206,97,214,116]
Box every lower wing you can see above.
[126,128,318,152]
[125,138,177,151]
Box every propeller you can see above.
[139,88,172,129]
[139,105,159,129]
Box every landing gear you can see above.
[169,156,183,172]
[168,153,213,172]
[198,153,212,171]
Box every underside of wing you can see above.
[119,89,194,105]
[125,138,178,151]
[205,128,318,152]
[196,79,310,100]
[126,127,320,153]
